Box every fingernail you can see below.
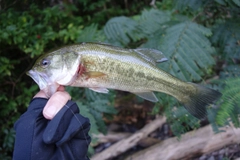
[43,106,57,120]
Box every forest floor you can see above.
[93,94,240,160]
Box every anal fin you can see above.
[132,91,158,102]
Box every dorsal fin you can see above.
[134,48,168,65]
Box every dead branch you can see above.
[91,116,167,160]
[93,132,131,144]
[124,124,240,160]
[94,132,161,148]
[150,0,156,7]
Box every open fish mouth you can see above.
[27,70,49,90]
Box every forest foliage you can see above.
[0,0,240,158]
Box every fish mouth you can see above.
[27,70,49,90]
[27,70,38,83]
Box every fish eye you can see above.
[40,59,50,68]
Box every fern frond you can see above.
[215,0,240,7]
[220,65,240,78]
[214,0,227,5]
[211,20,240,60]
[89,100,117,114]
[103,9,171,47]
[68,87,117,137]
[77,24,105,43]
[138,9,171,35]
[232,0,240,6]
[173,0,206,11]
[216,77,240,127]
[76,101,100,145]
[158,21,216,81]
[166,105,200,137]
[104,16,144,46]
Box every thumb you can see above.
[43,91,71,120]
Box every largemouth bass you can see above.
[27,42,221,119]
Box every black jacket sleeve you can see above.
[13,98,91,160]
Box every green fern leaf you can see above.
[103,9,170,46]
[104,16,144,46]
[76,101,100,145]
[207,107,225,133]
[77,24,104,42]
[89,100,117,114]
[138,9,172,50]
[69,87,117,136]
[138,9,171,35]
[214,0,227,5]
[215,0,240,6]
[173,0,207,11]
[90,109,108,134]
[158,21,216,81]
[141,29,165,49]
[211,20,240,60]
[167,105,200,136]
[232,0,240,6]
[220,65,240,78]
[216,77,240,127]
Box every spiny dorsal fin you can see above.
[134,48,168,65]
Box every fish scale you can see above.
[74,53,162,92]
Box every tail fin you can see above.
[182,83,222,119]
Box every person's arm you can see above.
[13,87,91,160]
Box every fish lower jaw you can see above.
[42,83,60,97]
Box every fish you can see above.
[27,42,222,119]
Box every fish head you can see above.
[27,48,81,97]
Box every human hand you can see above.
[13,85,91,160]
[34,86,71,119]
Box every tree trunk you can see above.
[124,124,240,160]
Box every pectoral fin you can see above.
[89,87,109,93]
[132,91,158,102]
[85,71,106,78]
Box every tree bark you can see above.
[94,132,160,147]
[91,116,167,160]
[93,132,131,144]
[124,124,240,160]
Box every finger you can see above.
[43,91,71,120]
[33,85,65,99]
[57,85,65,91]
[33,90,48,99]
